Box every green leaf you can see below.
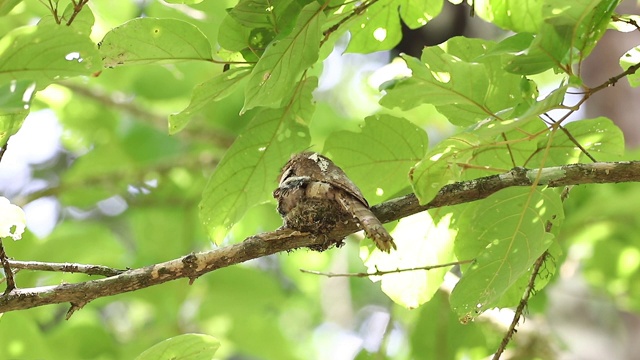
[0,25,102,87]
[410,133,481,204]
[344,0,442,53]
[470,85,566,140]
[530,117,625,166]
[218,14,254,52]
[0,110,28,148]
[200,78,316,244]
[346,0,401,53]
[169,67,251,134]
[450,187,561,322]
[473,0,545,33]
[229,0,283,28]
[164,0,204,3]
[399,0,443,29]
[135,334,220,360]
[242,2,324,111]
[410,291,489,359]
[38,3,95,35]
[544,0,619,58]
[620,46,640,87]
[99,18,213,67]
[0,0,20,16]
[0,80,34,147]
[324,114,428,201]
[363,212,456,309]
[381,37,527,126]
[504,0,619,75]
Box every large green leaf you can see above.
[381,37,527,126]
[450,187,562,322]
[473,0,545,33]
[529,117,625,166]
[346,0,442,53]
[324,114,428,201]
[200,78,316,244]
[99,18,213,67]
[504,0,619,75]
[363,212,456,309]
[0,24,101,87]
[242,2,324,111]
[135,334,220,360]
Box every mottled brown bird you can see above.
[273,152,397,253]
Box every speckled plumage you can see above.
[273,152,397,253]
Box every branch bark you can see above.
[1,161,638,314]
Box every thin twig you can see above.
[0,241,16,294]
[65,0,88,26]
[7,260,125,277]
[300,260,472,277]
[492,251,550,360]
[320,0,379,47]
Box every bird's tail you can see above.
[337,195,397,253]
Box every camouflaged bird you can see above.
[273,152,397,253]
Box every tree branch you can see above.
[6,260,125,278]
[1,161,639,314]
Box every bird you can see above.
[273,152,397,253]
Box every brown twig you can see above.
[492,251,550,360]
[2,161,640,314]
[612,14,640,32]
[65,0,89,26]
[7,260,125,277]
[0,240,16,295]
[300,260,473,277]
[320,0,379,47]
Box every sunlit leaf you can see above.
[473,0,545,33]
[0,25,101,87]
[504,0,619,75]
[363,212,456,309]
[450,187,561,322]
[200,78,316,244]
[381,37,527,126]
[324,114,428,201]
[621,46,640,87]
[0,110,28,148]
[530,117,625,166]
[410,133,481,204]
[242,2,324,111]
[135,334,220,360]
[99,18,213,67]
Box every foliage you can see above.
[1,0,639,359]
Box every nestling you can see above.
[273,152,397,253]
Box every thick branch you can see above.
[1,161,639,314]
